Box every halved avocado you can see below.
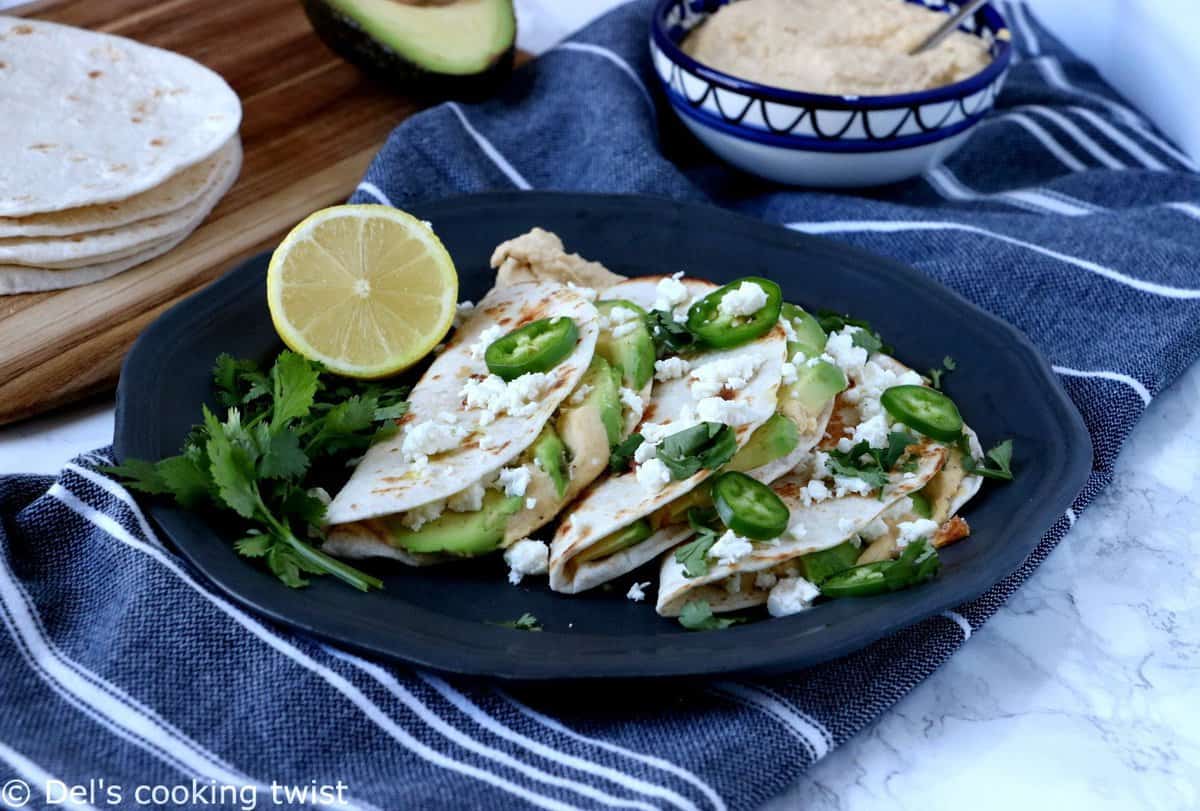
[303,0,517,96]
[385,490,522,556]
[780,361,847,424]
[781,303,827,359]
[574,518,653,564]
[596,300,655,390]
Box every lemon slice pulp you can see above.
[267,205,458,378]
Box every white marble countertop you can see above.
[1,1,1197,808]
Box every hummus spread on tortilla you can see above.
[682,0,993,96]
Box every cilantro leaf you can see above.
[646,310,695,358]
[492,613,542,631]
[678,600,746,631]
[674,508,722,578]
[104,458,169,495]
[850,330,883,353]
[155,454,213,508]
[825,431,917,494]
[203,406,261,519]
[963,438,1015,480]
[928,356,957,391]
[816,310,891,354]
[234,533,272,558]
[258,430,309,480]
[609,433,644,474]
[657,422,737,480]
[269,351,320,432]
[373,401,410,422]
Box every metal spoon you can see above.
[909,0,990,55]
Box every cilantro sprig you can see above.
[826,431,917,493]
[961,438,1015,481]
[678,600,746,631]
[492,613,542,631]
[674,507,722,578]
[657,422,737,480]
[928,356,957,391]
[646,310,696,358]
[609,433,645,474]
[816,310,891,354]
[106,351,410,591]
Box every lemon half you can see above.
[267,205,458,378]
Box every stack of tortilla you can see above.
[0,17,242,294]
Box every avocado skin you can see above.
[302,0,516,99]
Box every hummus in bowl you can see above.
[650,0,1013,187]
[682,0,993,96]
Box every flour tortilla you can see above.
[325,282,600,526]
[655,438,950,616]
[0,140,240,294]
[0,137,238,239]
[549,276,788,593]
[0,16,241,216]
[0,137,241,268]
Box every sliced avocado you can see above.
[780,360,847,423]
[303,0,516,95]
[386,490,522,556]
[560,356,622,449]
[574,518,653,564]
[727,414,800,473]
[533,426,569,499]
[910,490,933,519]
[781,303,828,359]
[596,300,655,390]
[799,541,861,584]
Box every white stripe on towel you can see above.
[1051,365,1153,406]
[356,182,394,207]
[986,113,1087,172]
[1020,106,1126,169]
[448,102,532,190]
[554,43,656,117]
[942,611,973,640]
[0,740,100,811]
[711,683,830,761]
[786,219,1200,300]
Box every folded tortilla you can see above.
[549,276,789,593]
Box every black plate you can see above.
[114,192,1091,680]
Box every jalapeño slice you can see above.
[880,385,963,442]
[686,277,782,349]
[711,471,790,540]
[485,317,578,381]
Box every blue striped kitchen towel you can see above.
[3,1,1199,809]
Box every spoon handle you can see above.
[910,0,991,55]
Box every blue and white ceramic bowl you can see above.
[650,0,1013,187]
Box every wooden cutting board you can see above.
[0,0,520,425]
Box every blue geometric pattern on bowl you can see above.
[651,0,1013,155]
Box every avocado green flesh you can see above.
[533,427,569,499]
[575,519,653,564]
[596,300,655,390]
[566,356,622,449]
[652,414,801,528]
[322,0,516,75]
[782,304,828,358]
[799,541,861,584]
[782,361,847,418]
[386,491,522,556]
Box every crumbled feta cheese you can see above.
[446,480,486,513]
[566,281,598,302]
[690,355,764,399]
[654,357,691,381]
[496,466,532,498]
[835,436,855,453]
[708,530,754,566]
[469,324,505,360]
[619,387,645,423]
[896,518,939,550]
[811,451,831,480]
[788,523,808,540]
[673,308,689,324]
[654,272,689,312]
[605,305,639,325]
[837,517,858,534]
[612,321,640,338]
[806,352,836,368]
[626,581,651,602]
[754,571,779,591]
[636,458,672,491]
[800,480,831,506]
[781,362,798,385]
[767,577,821,617]
[717,281,768,319]
[401,417,467,466]
[834,475,874,497]
[824,328,869,372]
[633,440,658,464]
[504,539,549,585]
[453,300,475,329]
[400,500,445,532]
[851,414,891,449]
[695,396,750,426]
[461,372,552,425]
[861,517,889,540]
[568,383,593,405]
[525,497,537,510]
[780,317,798,343]
[639,421,670,445]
